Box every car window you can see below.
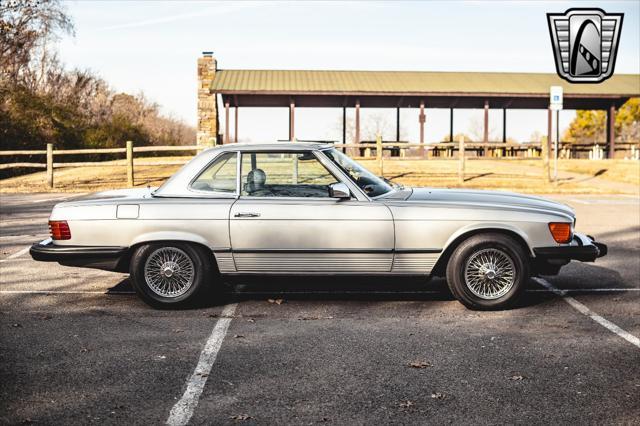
[241,152,338,197]
[191,152,237,193]
[322,148,393,197]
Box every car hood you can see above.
[396,187,575,219]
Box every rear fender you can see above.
[130,232,213,250]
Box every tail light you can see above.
[548,222,572,244]
[49,220,71,240]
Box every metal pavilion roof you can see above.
[211,70,639,103]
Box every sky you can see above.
[58,1,640,143]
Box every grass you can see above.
[360,158,639,194]
[516,159,640,186]
[0,156,638,194]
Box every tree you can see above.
[467,116,499,142]
[0,0,195,157]
[529,130,545,143]
[563,110,606,144]
[615,97,640,142]
[441,133,472,142]
[0,0,74,88]
[563,97,639,144]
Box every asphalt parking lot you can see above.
[1,193,638,425]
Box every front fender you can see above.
[442,222,534,256]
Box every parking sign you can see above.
[550,86,563,110]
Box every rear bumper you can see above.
[30,238,129,271]
[532,233,607,275]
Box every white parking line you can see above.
[0,246,31,263]
[166,303,238,426]
[1,288,639,296]
[534,278,640,349]
[527,288,640,292]
[0,290,135,294]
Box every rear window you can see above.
[190,152,237,193]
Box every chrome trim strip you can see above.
[229,248,442,254]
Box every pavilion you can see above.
[197,52,640,158]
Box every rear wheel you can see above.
[130,242,215,308]
[446,233,529,310]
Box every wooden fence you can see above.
[0,139,638,189]
[0,142,204,188]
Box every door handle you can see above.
[234,212,260,218]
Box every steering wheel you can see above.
[356,176,380,194]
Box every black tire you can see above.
[446,233,529,310]
[130,242,216,309]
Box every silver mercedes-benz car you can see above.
[31,143,607,310]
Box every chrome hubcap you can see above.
[144,247,195,298]
[464,248,516,300]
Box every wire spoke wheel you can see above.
[143,247,195,298]
[464,248,516,300]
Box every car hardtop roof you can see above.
[209,142,334,153]
[154,142,337,197]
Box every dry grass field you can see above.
[1,156,638,194]
[516,159,640,186]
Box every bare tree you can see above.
[467,116,500,142]
[0,0,74,87]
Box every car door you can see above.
[229,150,394,273]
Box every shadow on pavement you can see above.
[106,274,572,310]
[103,259,634,311]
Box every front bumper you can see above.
[30,238,129,271]
[534,233,607,262]
[532,233,607,275]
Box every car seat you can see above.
[245,168,267,194]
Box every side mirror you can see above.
[329,182,351,199]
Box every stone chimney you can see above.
[197,52,218,146]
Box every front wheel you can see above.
[446,233,529,310]
[130,242,215,308]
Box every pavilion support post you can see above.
[396,107,400,142]
[234,106,238,143]
[483,100,489,144]
[342,106,346,153]
[224,100,230,144]
[354,99,360,156]
[419,100,425,158]
[289,99,295,141]
[502,109,507,143]
[449,108,454,142]
[544,107,552,183]
[458,134,465,185]
[607,104,616,159]
[355,100,360,144]
[502,108,507,157]
[342,106,346,141]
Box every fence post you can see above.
[126,141,134,187]
[376,134,383,176]
[458,135,465,185]
[46,143,53,189]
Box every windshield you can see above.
[322,148,394,197]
